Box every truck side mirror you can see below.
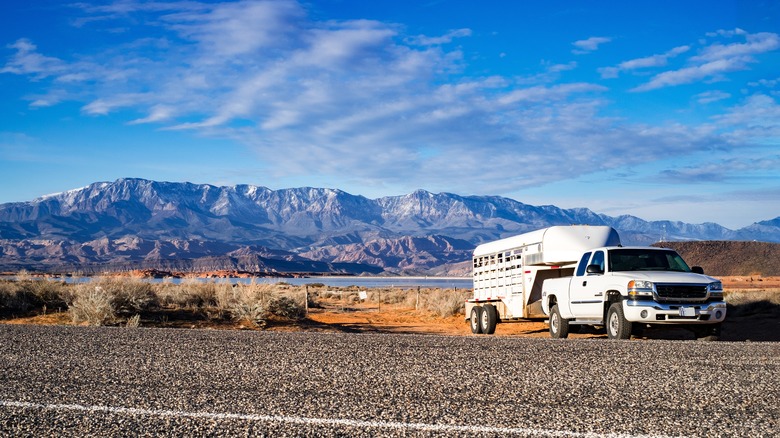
[586,264,604,275]
[692,266,704,274]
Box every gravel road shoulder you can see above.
[1,325,778,436]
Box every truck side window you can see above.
[575,252,592,276]
[590,251,605,272]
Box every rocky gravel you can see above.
[0,325,778,437]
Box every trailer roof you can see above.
[473,225,621,264]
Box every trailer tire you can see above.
[480,304,498,335]
[549,305,569,339]
[469,306,483,334]
[607,302,632,340]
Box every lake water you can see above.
[179,276,473,289]
[6,275,473,289]
[251,277,474,289]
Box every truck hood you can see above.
[610,271,719,284]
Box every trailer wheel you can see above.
[606,302,632,340]
[480,304,498,335]
[469,306,483,334]
[549,305,569,339]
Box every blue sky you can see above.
[1,0,778,229]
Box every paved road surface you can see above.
[1,325,778,437]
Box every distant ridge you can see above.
[655,241,780,276]
[0,178,778,274]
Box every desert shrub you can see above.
[418,288,470,317]
[155,279,217,309]
[366,288,407,305]
[93,277,156,314]
[214,283,268,324]
[0,281,37,314]
[267,296,305,320]
[16,278,68,308]
[68,284,115,326]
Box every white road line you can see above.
[1,400,678,438]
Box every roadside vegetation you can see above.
[0,273,471,328]
[3,273,779,331]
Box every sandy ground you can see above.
[4,276,779,342]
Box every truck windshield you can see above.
[607,249,692,272]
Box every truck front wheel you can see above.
[469,306,483,334]
[549,305,570,339]
[607,302,632,340]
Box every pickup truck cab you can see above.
[541,246,727,340]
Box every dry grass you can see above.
[724,289,780,318]
[725,289,780,305]
[67,284,116,326]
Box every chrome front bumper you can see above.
[623,300,727,324]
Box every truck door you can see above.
[568,251,605,319]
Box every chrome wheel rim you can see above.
[609,312,618,336]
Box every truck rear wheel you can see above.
[549,304,569,339]
[480,304,498,335]
[469,306,483,334]
[607,302,632,340]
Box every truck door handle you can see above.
[582,281,587,287]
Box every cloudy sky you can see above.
[1,0,778,229]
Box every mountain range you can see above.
[0,178,778,275]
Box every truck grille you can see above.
[655,283,708,302]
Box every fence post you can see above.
[305,285,309,316]
[416,286,420,311]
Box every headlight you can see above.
[708,281,724,299]
[628,280,655,298]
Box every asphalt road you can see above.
[0,325,778,437]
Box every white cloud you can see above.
[571,36,611,54]
[713,94,780,137]
[0,39,67,77]
[659,155,780,183]
[599,45,689,79]
[695,90,731,104]
[633,57,751,92]
[692,31,780,62]
[408,28,472,46]
[631,30,779,91]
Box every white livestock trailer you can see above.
[467,225,621,334]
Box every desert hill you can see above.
[655,240,780,276]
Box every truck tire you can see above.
[550,304,569,339]
[549,304,569,339]
[693,323,721,341]
[469,306,483,334]
[480,304,498,335]
[606,302,632,340]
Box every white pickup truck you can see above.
[542,246,727,340]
